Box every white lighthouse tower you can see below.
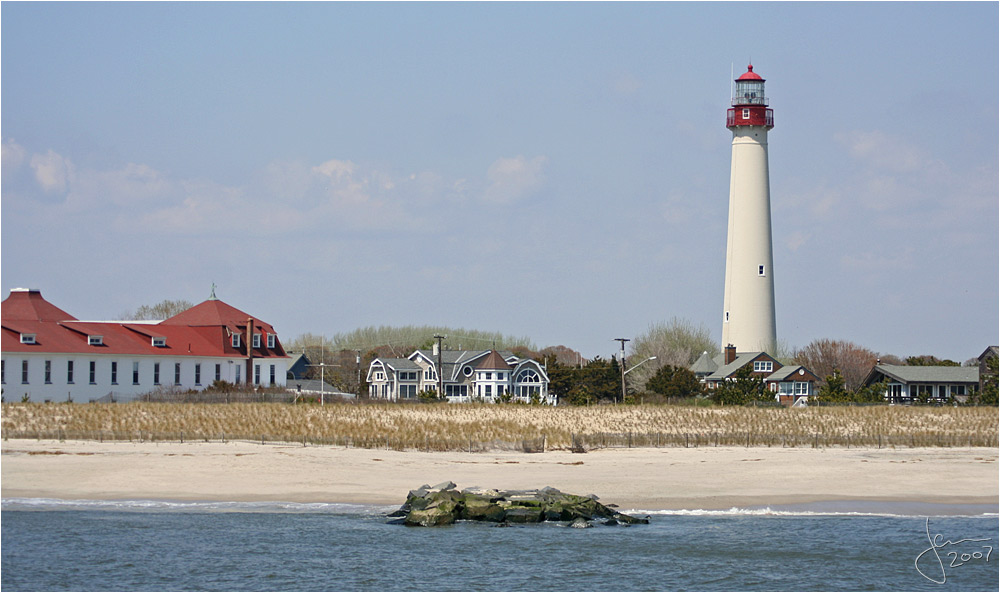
[721,64,777,354]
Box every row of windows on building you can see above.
[233,333,278,349]
[886,383,968,402]
[375,368,544,399]
[19,332,278,350]
[2,359,278,387]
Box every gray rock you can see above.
[391,483,647,527]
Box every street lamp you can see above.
[308,362,335,405]
[625,356,658,376]
[625,356,657,405]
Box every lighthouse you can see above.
[721,64,777,354]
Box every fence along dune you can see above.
[1,403,996,451]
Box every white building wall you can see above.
[1,352,286,402]
[722,126,777,354]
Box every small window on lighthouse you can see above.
[758,265,766,277]
[725,311,730,323]
[742,108,750,119]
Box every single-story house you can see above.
[861,364,979,404]
[287,378,354,401]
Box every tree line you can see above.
[120,300,996,406]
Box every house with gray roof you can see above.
[690,351,719,383]
[861,364,979,403]
[287,378,353,401]
[699,345,819,405]
[366,347,553,404]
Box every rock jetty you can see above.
[388,481,649,527]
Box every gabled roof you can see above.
[706,351,774,381]
[865,364,979,385]
[411,349,518,382]
[767,365,819,383]
[979,346,999,362]
[374,358,422,372]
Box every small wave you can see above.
[627,505,998,518]
[1,498,395,515]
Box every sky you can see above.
[2,2,997,363]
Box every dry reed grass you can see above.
[2,402,996,450]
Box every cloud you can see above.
[785,230,810,252]
[483,155,547,204]
[29,149,74,193]
[2,138,26,177]
[6,143,554,240]
[612,71,642,96]
[838,130,933,174]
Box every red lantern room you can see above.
[727,64,774,129]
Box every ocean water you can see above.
[2,499,997,592]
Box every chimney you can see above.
[725,344,737,365]
[246,318,255,385]
[432,341,439,356]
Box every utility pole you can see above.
[614,338,630,404]
[356,350,362,399]
[434,334,446,398]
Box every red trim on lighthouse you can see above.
[736,64,764,81]
[727,107,773,128]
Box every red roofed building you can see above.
[2,288,288,402]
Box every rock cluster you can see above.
[388,481,649,527]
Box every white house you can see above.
[1,288,289,402]
[367,347,553,405]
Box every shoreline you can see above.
[2,439,997,512]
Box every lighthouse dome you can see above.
[736,64,764,81]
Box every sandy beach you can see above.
[2,439,997,511]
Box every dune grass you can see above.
[2,402,996,450]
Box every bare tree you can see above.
[538,345,584,366]
[118,299,194,321]
[627,318,718,390]
[792,339,880,391]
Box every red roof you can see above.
[161,298,275,334]
[736,64,764,81]
[1,289,77,322]
[1,290,285,358]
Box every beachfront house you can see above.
[366,347,554,404]
[1,288,289,402]
[700,345,819,405]
[860,364,979,404]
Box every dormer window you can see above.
[151,337,167,348]
[267,334,276,349]
[89,335,104,346]
[20,333,36,345]
[252,333,261,348]
[232,334,241,348]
